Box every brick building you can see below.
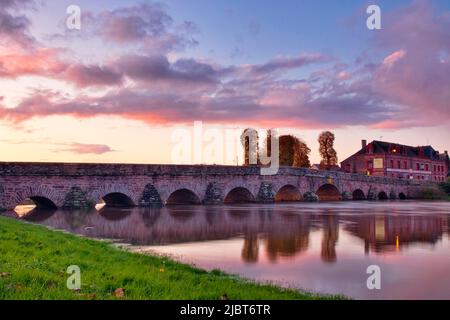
[341,140,449,182]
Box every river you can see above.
[4,200,450,299]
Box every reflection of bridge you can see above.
[16,205,449,262]
[0,162,434,210]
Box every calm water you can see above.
[4,201,450,300]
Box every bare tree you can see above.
[318,131,338,169]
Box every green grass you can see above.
[0,216,341,300]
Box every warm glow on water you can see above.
[5,201,450,299]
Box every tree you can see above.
[266,134,311,168]
[279,135,296,166]
[240,128,259,166]
[294,140,311,168]
[318,131,338,169]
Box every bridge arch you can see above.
[316,184,342,201]
[352,189,366,200]
[224,187,255,204]
[91,185,136,208]
[399,192,407,200]
[12,185,61,210]
[166,188,201,205]
[101,193,135,208]
[378,191,388,200]
[15,196,57,210]
[29,196,58,209]
[275,185,302,202]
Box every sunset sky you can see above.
[0,0,449,165]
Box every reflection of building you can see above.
[321,215,339,263]
[345,215,446,254]
[341,140,449,182]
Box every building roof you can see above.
[344,140,448,162]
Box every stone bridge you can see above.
[0,162,432,211]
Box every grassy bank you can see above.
[0,216,339,300]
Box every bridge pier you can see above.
[389,190,397,200]
[303,192,319,202]
[341,191,352,201]
[257,182,275,203]
[139,184,163,208]
[62,187,93,209]
[367,188,378,201]
[203,183,224,205]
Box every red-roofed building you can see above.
[341,140,449,182]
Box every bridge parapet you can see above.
[0,162,431,186]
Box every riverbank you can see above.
[0,216,340,300]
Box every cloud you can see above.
[0,0,448,131]
[0,0,36,49]
[55,143,114,155]
[246,54,331,76]
[63,64,123,88]
[81,2,198,53]
[0,48,65,77]
[371,0,450,123]
[116,55,220,85]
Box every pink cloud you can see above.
[0,48,65,77]
[382,50,406,67]
[56,143,114,155]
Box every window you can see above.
[425,164,429,171]
[390,160,394,168]
[417,163,420,170]
[404,161,407,169]
[434,165,436,172]
[397,160,401,169]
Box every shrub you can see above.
[417,187,446,200]
[439,182,450,195]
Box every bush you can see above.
[439,182,450,195]
[417,187,447,200]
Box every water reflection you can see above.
[11,202,450,252]
[5,201,450,299]
[321,213,339,263]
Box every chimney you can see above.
[362,140,367,149]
